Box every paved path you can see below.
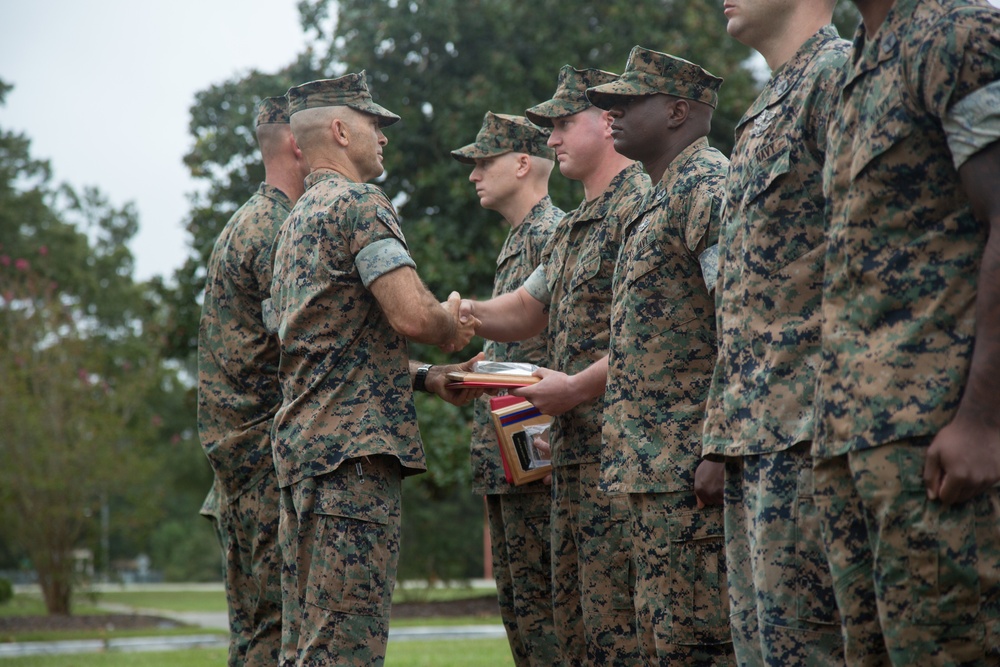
[0,602,506,657]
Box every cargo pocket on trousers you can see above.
[895,447,980,627]
[667,506,731,645]
[306,488,393,617]
[610,494,635,611]
[795,465,840,625]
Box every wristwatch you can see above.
[413,363,433,393]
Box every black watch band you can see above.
[413,364,433,393]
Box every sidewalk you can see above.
[0,582,505,658]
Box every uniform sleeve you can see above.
[523,264,552,305]
[344,187,416,287]
[916,5,1000,137]
[943,79,1000,169]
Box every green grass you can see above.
[0,595,107,618]
[4,626,226,644]
[0,650,229,666]
[93,590,226,613]
[0,638,515,666]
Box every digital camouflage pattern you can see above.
[816,0,1000,458]
[587,45,723,110]
[451,112,554,163]
[525,65,619,127]
[469,196,562,666]
[598,137,731,664]
[815,0,1000,661]
[198,182,290,497]
[269,169,426,488]
[287,71,400,126]
[703,26,850,460]
[701,26,850,666]
[256,96,289,127]
[602,137,726,495]
[630,492,733,665]
[814,441,1000,663]
[550,462,638,666]
[197,180,291,666]
[724,447,843,667]
[470,196,562,495]
[279,455,402,667]
[523,162,649,468]
[486,492,561,667]
[224,471,283,667]
[518,161,647,664]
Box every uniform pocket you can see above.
[849,90,913,181]
[794,465,840,625]
[305,486,395,617]
[666,507,731,645]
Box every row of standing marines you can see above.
[196,0,1000,664]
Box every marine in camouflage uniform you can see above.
[817,0,1000,662]
[269,73,475,667]
[700,8,852,664]
[464,65,650,665]
[587,47,734,666]
[198,96,306,667]
[451,112,564,666]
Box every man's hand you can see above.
[923,413,1000,505]
[440,292,479,353]
[531,432,553,486]
[423,352,490,406]
[694,460,724,509]
[511,367,587,416]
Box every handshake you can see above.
[439,292,481,353]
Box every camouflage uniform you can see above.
[817,0,1000,662]
[452,113,563,666]
[521,66,649,666]
[269,74,420,667]
[518,103,648,665]
[700,27,850,666]
[198,96,292,667]
[589,47,734,666]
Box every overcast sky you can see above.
[0,0,307,282]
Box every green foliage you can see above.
[399,482,485,583]
[0,79,183,613]
[0,577,12,605]
[148,518,223,583]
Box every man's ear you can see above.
[667,98,689,128]
[515,153,531,178]
[331,117,351,147]
[289,133,304,158]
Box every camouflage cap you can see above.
[587,46,723,110]
[450,112,553,164]
[256,96,289,126]
[287,71,400,127]
[525,65,620,127]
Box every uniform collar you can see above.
[739,24,842,128]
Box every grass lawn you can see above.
[94,590,226,613]
[0,638,515,666]
[0,596,107,618]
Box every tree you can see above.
[0,81,165,613]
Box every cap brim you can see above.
[450,142,509,164]
[586,81,645,110]
[525,98,590,127]
[348,101,401,127]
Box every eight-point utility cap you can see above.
[451,112,554,164]
[286,71,401,127]
[525,65,620,127]
[256,96,290,127]
[587,46,723,110]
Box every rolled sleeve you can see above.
[356,237,416,288]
